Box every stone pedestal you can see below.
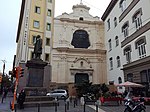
[26,59,48,87]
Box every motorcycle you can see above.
[124,97,146,112]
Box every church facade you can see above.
[51,3,107,86]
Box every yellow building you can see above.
[15,0,55,90]
[16,0,55,64]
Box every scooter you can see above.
[124,97,146,112]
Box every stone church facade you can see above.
[51,3,107,87]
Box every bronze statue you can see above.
[34,35,42,59]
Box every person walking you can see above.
[17,89,26,109]
[1,87,8,103]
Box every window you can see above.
[47,23,51,31]
[116,56,121,67]
[119,0,126,12]
[140,69,150,83]
[114,17,117,27]
[35,6,40,14]
[140,70,148,83]
[47,9,51,17]
[115,36,119,47]
[32,35,37,44]
[109,57,113,70]
[124,46,131,63]
[45,53,49,61]
[33,20,40,28]
[71,30,90,48]
[135,37,146,58]
[79,17,84,21]
[31,52,34,59]
[122,21,129,38]
[108,39,112,51]
[48,0,52,3]
[46,38,50,46]
[127,73,133,82]
[107,19,110,30]
[133,8,142,30]
[118,77,122,89]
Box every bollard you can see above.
[70,97,72,103]
[55,102,57,112]
[75,98,78,106]
[65,102,67,112]
[67,101,69,110]
[74,100,76,108]
[95,100,99,112]
[83,102,86,112]
[37,103,40,112]
[14,104,17,112]
[96,104,98,112]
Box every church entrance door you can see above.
[75,73,89,84]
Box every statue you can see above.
[33,35,42,59]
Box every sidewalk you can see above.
[0,95,13,112]
[0,95,105,112]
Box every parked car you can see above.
[46,89,68,99]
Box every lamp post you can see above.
[1,60,6,94]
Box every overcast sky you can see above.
[0,0,110,74]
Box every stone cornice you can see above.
[72,4,90,10]
[119,0,140,22]
[54,47,106,54]
[70,68,94,71]
[101,0,118,21]
[121,21,150,47]
[55,18,103,25]
[122,56,150,70]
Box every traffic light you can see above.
[19,67,24,77]
[12,67,17,78]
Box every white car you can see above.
[46,89,68,98]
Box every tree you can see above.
[2,74,12,88]
[75,80,92,97]
[100,83,109,97]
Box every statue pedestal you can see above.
[26,59,48,87]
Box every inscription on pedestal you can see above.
[28,68,44,87]
[26,59,47,87]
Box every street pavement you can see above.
[1,94,150,112]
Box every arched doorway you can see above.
[75,73,89,84]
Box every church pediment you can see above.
[56,3,100,22]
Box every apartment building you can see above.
[16,0,55,65]
[101,0,150,93]
[15,0,55,90]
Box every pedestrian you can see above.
[1,87,8,103]
[17,89,26,109]
[80,96,84,106]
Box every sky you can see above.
[0,0,111,75]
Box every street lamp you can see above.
[0,60,6,94]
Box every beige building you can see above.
[51,3,107,86]
[15,0,55,90]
